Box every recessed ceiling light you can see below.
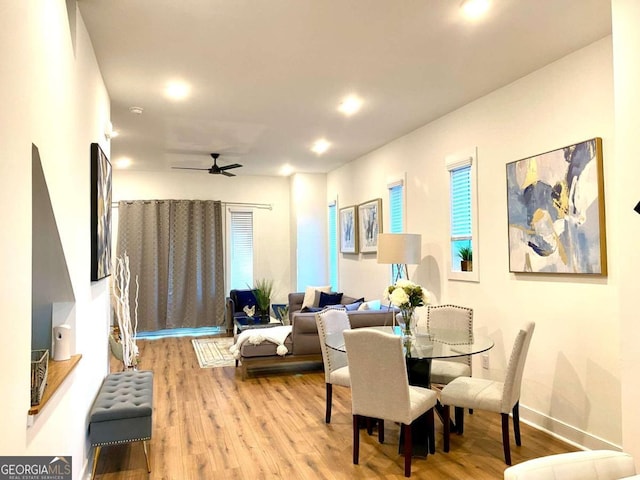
[164,81,190,100]
[461,0,490,19]
[279,164,294,176]
[311,139,331,155]
[129,106,144,115]
[114,157,132,169]
[338,95,363,116]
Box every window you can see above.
[388,179,405,281]
[328,201,338,291]
[447,149,478,281]
[229,210,253,289]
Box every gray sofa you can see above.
[287,292,395,356]
[234,292,395,379]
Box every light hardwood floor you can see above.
[97,336,576,479]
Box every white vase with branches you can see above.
[111,254,140,369]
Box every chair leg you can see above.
[469,408,474,414]
[142,440,151,473]
[403,423,412,477]
[378,419,385,444]
[443,405,450,452]
[325,383,333,423]
[353,415,360,465]
[366,417,373,435]
[512,402,521,446]
[455,406,464,434]
[427,408,435,455]
[501,413,512,465]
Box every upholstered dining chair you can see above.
[426,304,474,386]
[441,321,535,465]
[315,307,351,423]
[343,328,438,477]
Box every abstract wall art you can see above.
[339,205,358,253]
[91,142,112,281]
[358,198,382,253]
[506,138,607,275]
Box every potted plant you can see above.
[253,278,274,321]
[458,246,473,272]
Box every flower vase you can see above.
[401,308,416,339]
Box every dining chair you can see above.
[440,321,535,465]
[315,307,351,423]
[426,304,474,386]
[343,328,438,477]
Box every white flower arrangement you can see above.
[383,279,430,310]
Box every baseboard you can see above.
[520,403,622,452]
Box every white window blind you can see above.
[229,211,253,289]
[450,166,472,242]
[328,202,338,290]
[389,183,404,234]
[388,180,405,281]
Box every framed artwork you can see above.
[358,198,382,253]
[506,137,607,275]
[339,205,358,253]
[90,142,113,281]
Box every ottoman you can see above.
[89,370,153,479]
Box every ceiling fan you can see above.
[172,153,242,177]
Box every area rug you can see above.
[192,337,235,368]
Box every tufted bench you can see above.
[89,370,153,479]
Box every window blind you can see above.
[230,211,253,289]
[328,202,338,290]
[450,166,472,241]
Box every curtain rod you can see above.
[111,200,272,210]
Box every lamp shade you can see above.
[376,233,422,265]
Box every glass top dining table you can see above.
[325,325,494,361]
[325,325,494,458]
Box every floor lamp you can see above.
[377,233,422,283]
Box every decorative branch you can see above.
[112,253,139,368]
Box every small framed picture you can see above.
[339,205,358,253]
[358,198,382,253]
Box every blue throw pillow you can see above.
[300,306,323,313]
[343,301,364,311]
[318,291,343,308]
[234,290,257,312]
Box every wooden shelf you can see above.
[28,354,82,415]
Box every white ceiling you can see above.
[78,0,611,177]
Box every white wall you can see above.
[328,37,621,449]
[0,1,112,478]
[613,0,640,463]
[113,170,292,304]
[290,173,329,290]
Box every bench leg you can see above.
[91,446,101,480]
[143,440,151,473]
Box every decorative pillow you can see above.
[359,299,381,311]
[345,297,365,305]
[300,306,323,313]
[301,285,331,310]
[318,291,343,308]
[342,301,363,311]
[234,290,257,312]
[357,302,370,311]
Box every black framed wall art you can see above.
[90,142,112,281]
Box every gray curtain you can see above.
[117,200,225,331]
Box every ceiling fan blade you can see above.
[219,163,242,170]
[221,170,236,177]
[172,166,210,171]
